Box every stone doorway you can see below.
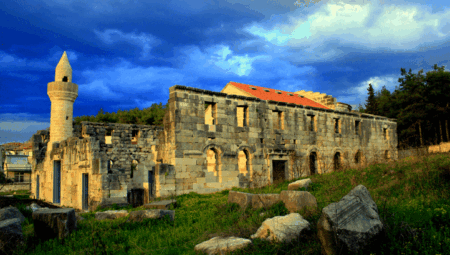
[82,173,89,211]
[36,175,40,200]
[53,160,61,204]
[272,160,286,182]
[148,170,154,200]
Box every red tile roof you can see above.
[227,81,329,109]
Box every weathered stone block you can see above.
[32,208,77,240]
[0,218,24,254]
[252,193,281,209]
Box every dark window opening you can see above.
[278,112,282,130]
[355,151,361,163]
[335,119,339,133]
[108,160,113,173]
[66,116,69,120]
[106,129,113,136]
[62,76,68,82]
[309,152,317,174]
[310,116,315,132]
[260,138,264,143]
[383,128,387,139]
[355,121,360,135]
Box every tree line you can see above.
[360,64,450,149]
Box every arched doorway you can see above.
[334,152,342,171]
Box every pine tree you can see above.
[365,83,378,115]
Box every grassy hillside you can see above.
[8,151,450,255]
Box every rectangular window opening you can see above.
[205,102,217,125]
[105,129,113,144]
[260,138,264,144]
[237,106,249,127]
[309,115,315,132]
[14,172,24,183]
[273,111,284,130]
[335,119,340,134]
[383,128,387,139]
[355,121,360,135]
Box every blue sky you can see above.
[1,0,449,145]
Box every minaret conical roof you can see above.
[55,51,72,83]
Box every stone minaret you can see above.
[47,51,78,152]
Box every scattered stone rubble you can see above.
[0,180,383,255]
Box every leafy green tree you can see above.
[424,65,450,143]
[73,102,168,126]
[357,104,366,113]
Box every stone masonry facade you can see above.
[29,52,398,212]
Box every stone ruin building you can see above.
[29,51,398,212]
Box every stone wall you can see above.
[30,122,163,211]
[162,85,398,197]
[29,84,398,211]
[0,183,31,193]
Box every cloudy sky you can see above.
[1,0,449,145]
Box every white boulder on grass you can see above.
[194,236,252,255]
[251,213,310,243]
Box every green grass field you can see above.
[6,151,450,255]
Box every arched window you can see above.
[334,152,342,171]
[238,150,249,174]
[207,148,218,174]
[131,160,138,178]
[309,152,317,175]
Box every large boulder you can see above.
[0,218,24,254]
[252,193,281,210]
[288,178,312,190]
[0,206,25,224]
[128,209,175,222]
[95,210,129,220]
[194,236,252,255]
[251,213,310,243]
[32,208,77,240]
[280,190,317,213]
[317,185,384,255]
